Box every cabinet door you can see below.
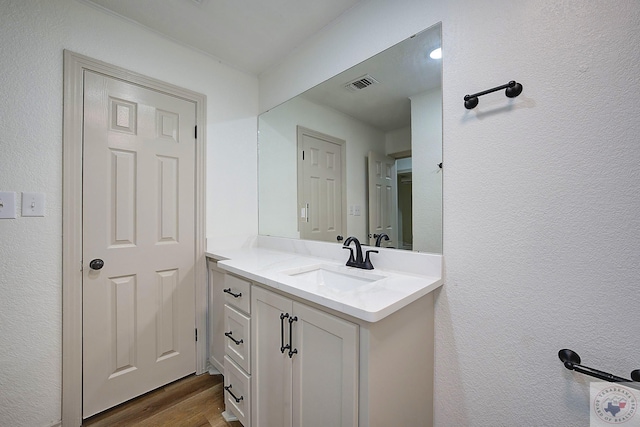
[292,301,358,427]
[251,286,293,427]
[207,260,226,373]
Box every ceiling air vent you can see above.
[344,75,379,92]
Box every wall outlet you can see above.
[0,192,17,219]
[354,205,361,216]
[22,192,46,217]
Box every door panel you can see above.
[298,128,344,242]
[367,151,397,247]
[82,71,197,417]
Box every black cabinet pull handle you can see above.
[223,288,242,298]
[288,316,298,358]
[280,313,290,353]
[224,331,243,346]
[224,384,244,403]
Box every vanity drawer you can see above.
[224,355,251,427]
[224,304,250,373]
[224,273,251,314]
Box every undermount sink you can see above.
[282,264,384,292]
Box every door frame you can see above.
[62,50,207,426]
[296,126,347,240]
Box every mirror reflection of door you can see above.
[297,127,346,242]
[367,150,397,248]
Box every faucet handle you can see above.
[343,246,356,266]
[363,250,378,270]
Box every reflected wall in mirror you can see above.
[259,23,442,253]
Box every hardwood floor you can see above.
[83,373,243,427]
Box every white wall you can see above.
[385,125,411,155]
[411,88,442,253]
[259,96,385,241]
[0,1,258,426]
[261,0,640,425]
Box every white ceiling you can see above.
[83,0,442,131]
[83,0,362,75]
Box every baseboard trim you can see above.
[222,411,239,422]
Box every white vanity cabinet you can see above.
[250,283,435,427]
[251,285,358,427]
[208,243,440,427]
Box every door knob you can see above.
[89,259,104,270]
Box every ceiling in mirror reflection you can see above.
[299,27,441,132]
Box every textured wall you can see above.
[0,1,258,426]
[261,0,640,425]
[0,3,67,425]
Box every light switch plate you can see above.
[0,192,17,219]
[22,192,46,217]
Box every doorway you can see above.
[62,51,207,426]
[396,156,413,250]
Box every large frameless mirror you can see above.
[259,22,442,253]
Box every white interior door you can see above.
[82,71,197,417]
[297,127,345,243]
[367,151,397,247]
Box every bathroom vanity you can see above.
[236,21,444,426]
[206,236,443,427]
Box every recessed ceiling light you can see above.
[429,47,442,59]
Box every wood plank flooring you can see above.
[83,373,243,427]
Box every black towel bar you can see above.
[559,349,640,390]
[464,80,523,109]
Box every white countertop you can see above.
[206,236,443,323]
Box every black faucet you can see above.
[374,233,390,247]
[343,236,378,270]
